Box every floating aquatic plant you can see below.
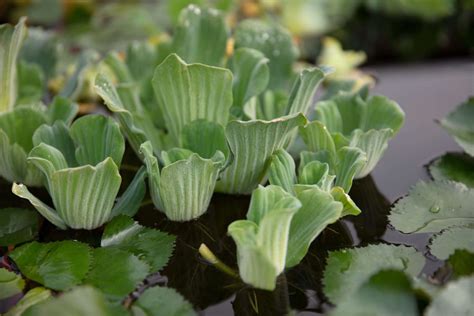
[12,114,146,229]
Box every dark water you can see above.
[0,60,472,315]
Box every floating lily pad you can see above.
[389,181,474,234]
[0,208,39,246]
[429,225,474,260]
[448,250,474,277]
[132,286,196,316]
[323,244,424,303]
[425,276,474,316]
[440,98,474,156]
[101,215,175,272]
[429,153,474,187]
[10,241,91,291]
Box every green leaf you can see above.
[335,146,366,192]
[299,121,336,161]
[10,241,92,291]
[330,270,418,316]
[85,247,149,300]
[141,141,225,221]
[0,17,27,112]
[0,208,39,246]
[32,121,77,167]
[429,225,474,260]
[323,244,425,303]
[216,113,307,194]
[298,161,333,189]
[45,96,78,126]
[269,149,296,193]
[349,129,391,178]
[101,215,175,272]
[5,287,51,316]
[389,181,474,234]
[132,286,196,316]
[181,120,228,159]
[0,268,25,300]
[429,152,474,187]
[70,114,125,167]
[426,276,474,316]
[0,107,47,186]
[234,19,298,89]
[20,28,58,80]
[286,67,326,116]
[17,61,44,105]
[244,90,289,120]
[330,186,362,216]
[23,286,110,316]
[172,5,228,66]
[286,186,343,267]
[111,167,147,217]
[228,47,269,111]
[152,53,233,145]
[59,50,98,100]
[448,250,474,277]
[440,98,474,156]
[228,185,301,290]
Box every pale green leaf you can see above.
[216,113,306,194]
[299,121,336,161]
[330,270,418,316]
[298,161,333,190]
[140,141,163,210]
[17,61,44,105]
[181,120,228,159]
[70,114,125,167]
[0,268,25,300]
[269,149,296,193]
[429,225,474,260]
[29,143,68,183]
[228,47,269,111]
[389,181,474,234]
[20,27,58,80]
[335,146,366,192]
[286,186,343,267]
[152,53,232,145]
[323,244,425,303]
[426,277,474,316]
[45,96,78,126]
[59,50,98,100]
[234,19,298,89]
[244,90,289,120]
[10,241,92,291]
[0,17,27,112]
[111,167,147,217]
[32,121,77,167]
[133,286,196,316]
[0,207,39,246]
[85,247,149,300]
[330,186,362,216]
[286,67,326,116]
[429,153,474,188]
[23,286,110,316]
[5,287,51,316]
[349,129,391,178]
[440,98,474,156]
[101,215,175,272]
[172,5,228,66]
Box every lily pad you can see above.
[389,181,474,233]
[10,241,92,291]
[132,286,196,316]
[101,215,175,272]
[323,244,425,303]
[85,247,149,300]
[429,152,474,187]
[429,225,474,260]
[425,276,474,316]
[440,98,474,156]
[448,250,474,277]
[0,208,40,246]
[330,270,418,316]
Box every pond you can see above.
[1,59,472,315]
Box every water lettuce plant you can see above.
[12,114,146,229]
[440,97,474,156]
[313,92,405,178]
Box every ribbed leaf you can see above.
[133,286,196,316]
[12,183,67,229]
[111,167,147,217]
[440,97,474,156]
[0,268,25,300]
[0,208,39,246]
[335,146,366,192]
[28,143,68,190]
[102,215,175,272]
[181,120,228,159]
[286,68,326,116]
[228,47,269,112]
[172,5,228,66]
[298,161,333,190]
[59,50,98,100]
[49,158,121,229]
[20,27,58,80]
[152,53,233,145]
[286,186,343,267]
[0,17,27,112]
[140,141,163,210]
[216,113,306,194]
[244,90,289,120]
[228,185,301,290]
[10,241,92,291]
[33,121,77,167]
[85,247,149,300]
[349,129,391,178]
[299,121,336,164]
[269,149,296,193]
[330,186,362,216]
[70,114,125,167]
[46,96,78,126]
[17,61,44,105]
[234,19,298,89]
[4,287,51,316]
